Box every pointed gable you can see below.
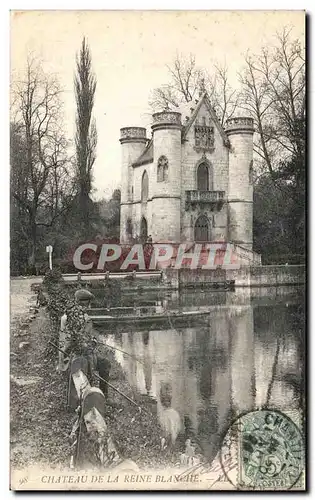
[181,92,229,145]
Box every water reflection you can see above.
[102,286,304,461]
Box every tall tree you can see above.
[239,27,305,184]
[149,54,239,126]
[239,27,305,254]
[74,37,97,233]
[11,56,75,273]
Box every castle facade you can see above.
[119,92,254,250]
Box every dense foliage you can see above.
[44,270,91,356]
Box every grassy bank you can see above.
[11,276,180,471]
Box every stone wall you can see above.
[164,265,305,288]
[227,265,306,287]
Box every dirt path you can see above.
[10,279,71,471]
[10,278,40,320]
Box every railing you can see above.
[232,243,262,265]
[63,271,163,282]
[186,190,225,204]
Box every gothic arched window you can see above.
[126,218,133,236]
[157,155,168,182]
[197,162,210,191]
[140,216,148,243]
[141,170,149,202]
[249,160,253,184]
[194,214,210,242]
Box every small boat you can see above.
[89,308,212,326]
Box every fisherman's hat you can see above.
[74,289,95,304]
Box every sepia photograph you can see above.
[9,10,306,491]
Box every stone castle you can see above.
[119,91,256,254]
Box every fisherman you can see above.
[57,288,111,399]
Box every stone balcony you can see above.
[185,190,225,210]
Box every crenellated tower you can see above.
[151,110,182,242]
[225,117,255,250]
[119,127,147,243]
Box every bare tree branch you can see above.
[238,27,305,186]
[149,55,240,126]
[11,55,75,269]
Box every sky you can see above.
[10,10,304,199]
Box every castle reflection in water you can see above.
[102,286,304,462]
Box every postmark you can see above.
[220,410,304,491]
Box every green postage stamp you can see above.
[220,410,304,490]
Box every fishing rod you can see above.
[49,341,70,358]
[96,339,145,365]
[93,373,149,415]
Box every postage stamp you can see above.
[220,410,304,490]
[9,9,306,492]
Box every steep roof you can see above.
[132,139,153,167]
[180,92,229,143]
[132,92,229,167]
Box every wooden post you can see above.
[69,359,121,467]
[68,356,89,409]
[46,245,53,270]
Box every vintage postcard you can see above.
[10,10,306,491]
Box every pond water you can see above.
[97,286,305,462]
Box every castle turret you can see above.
[151,110,182,242]
[226,117,254,250]
[120,127,147,243]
